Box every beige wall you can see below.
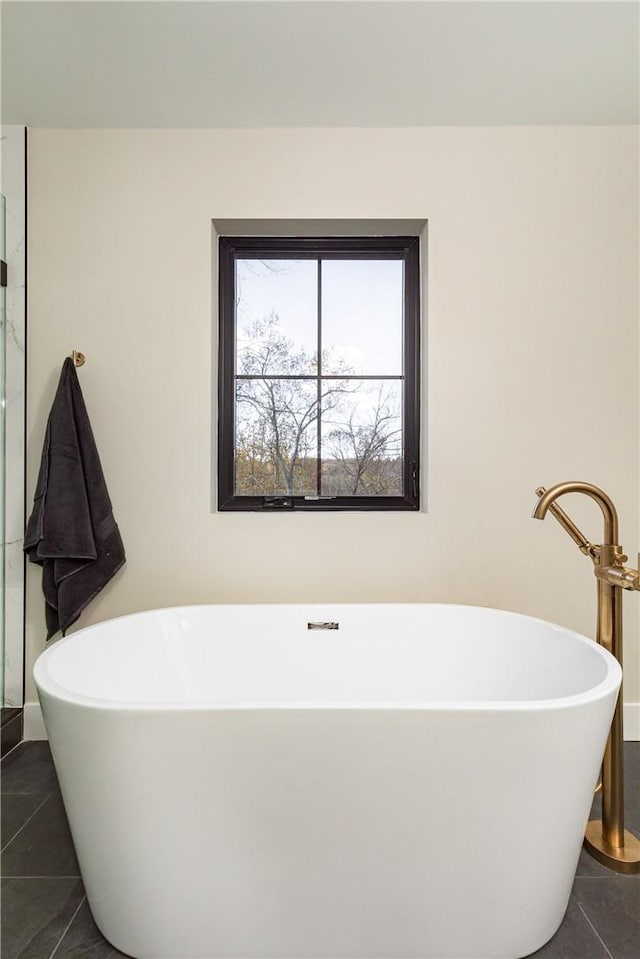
[26,127,640,714]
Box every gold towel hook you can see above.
[71,350,86,368]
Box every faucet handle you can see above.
[595,549,640,590]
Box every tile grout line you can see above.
[48,893,86,959]
[577,901,615,959]
[0,794,50,853]
[576,875,640,879]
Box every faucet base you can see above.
[584,820,640,874]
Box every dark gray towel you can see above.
[24,358,126,639]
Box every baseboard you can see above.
[624,703,640,741]
[22,701,640,742]
[23,702,47,740]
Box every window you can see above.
[217,235,420,511]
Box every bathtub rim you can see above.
[33,602,622,714]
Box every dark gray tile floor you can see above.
[1,742,639,959]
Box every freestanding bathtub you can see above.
[34,604,621,959]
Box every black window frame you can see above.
[217,235,421,511]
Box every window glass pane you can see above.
[236,259,317,375]
[321,260,403,375]
[235,378,318,496]
[321,380,403,496]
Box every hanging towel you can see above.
[24,358,126,639]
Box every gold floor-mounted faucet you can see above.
[533,482,640,874]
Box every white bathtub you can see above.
[34,603,620,959]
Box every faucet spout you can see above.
[533,481,619,545]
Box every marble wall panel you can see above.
[1,126,26,707]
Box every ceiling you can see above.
[2,1,638,127]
